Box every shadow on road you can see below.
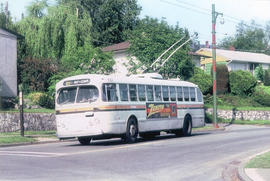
[66,132,210,147]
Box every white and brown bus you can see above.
[55,73,205,145]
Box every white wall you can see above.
[112,50,139,75]
[0,29,17,97]
[227,62,248,71]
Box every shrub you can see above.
[229,70,257,96]
[215,64,229,94]
[189,67,212,95]
[27,92,54,109]
[264,69,270,86]
[254,65,264,82]
[38,94,55,109]
[252,88,270,106]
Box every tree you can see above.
[0,2,14,29]
[80,0,141,46]
[218,21,270,54]
[127,17,194,80]
[16,0,115,92]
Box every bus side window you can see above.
[102,83,118,102]
[183,87,189,101]
[129,84,137,101]
[169,86,176,101]
[177,87,183,101]
[138,85,146,101]
[196,88,203,102]
[190,87,196,102]
[119,84,128,101]
[146,85,154,101]
[162,86,169,101]
[154,85,162,101]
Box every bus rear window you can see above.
[76,86,99,103]
[57,87,77,105]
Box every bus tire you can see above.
[125,117,138,143]
[175,115,192,137]
[78,137,91,145]
[182,115,192,136]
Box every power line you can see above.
[162,0,269,32]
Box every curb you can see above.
[0,138,76,148]
[0,139,60,148]
[238,149,270,181]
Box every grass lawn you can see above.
[205,104,270,111]
[0,130,57,145]
[221,119,270,125]
[246,151,270,168]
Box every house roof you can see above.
[0,27,23,39]
[197,48,270,64]
[102,41,130,52]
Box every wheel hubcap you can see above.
[130,124,136,137]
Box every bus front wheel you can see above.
[124,118,138,143]
[78,137,91,145]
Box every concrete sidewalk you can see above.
[245,168,270,181]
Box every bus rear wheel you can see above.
[78,137,91,145]
[124,118,138,143]
[175,116,192,137]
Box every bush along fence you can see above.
[206,108,270,121]
[0,113,56,132]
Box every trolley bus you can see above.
[55,73,205,145]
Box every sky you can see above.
[1,0,270,45]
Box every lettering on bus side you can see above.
[146,103,177,119]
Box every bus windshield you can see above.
[57,86,99,105]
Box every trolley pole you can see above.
[212,4,222,128]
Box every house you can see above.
[196,48,270,74]
[102,41,202,75]
[102,41,137,75]
[0,28,19,97]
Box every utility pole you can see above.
[19,85,24,137]
[212,4,223,128]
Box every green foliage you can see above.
[16,1,92,61]
[254,65,264,82]
[20,57,57,93]
[0,3,14,29]
[189,67,212,95]
[127,17,194,80]
[204,94,263,109]
[27,92,54,109]
[212,64,229,94]
[264,69,270,86]
[252,87,270,106]
[80,0,141,46]
[38,93,55,109]
[218,21,270,53]
[15,1,115,93]
[28,92,45,105]
[229,70,257,96]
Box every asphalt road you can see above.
[0,125,270,181]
